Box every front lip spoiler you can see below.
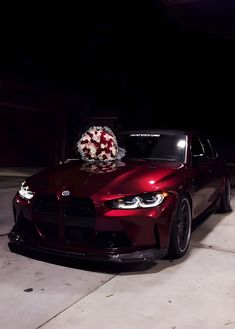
[8,236,167,263]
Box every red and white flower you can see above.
[77,126,118,162]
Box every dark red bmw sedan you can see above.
[8,130,231,262]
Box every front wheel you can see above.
[168,196,192,259]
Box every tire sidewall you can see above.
[169,195,192,258]
[219,177,231,213]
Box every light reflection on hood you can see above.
[79,161,126,174]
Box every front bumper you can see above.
[10,192,175,263]
[8,230,167,263]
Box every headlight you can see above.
[19,181,35,200]
[107,192,168,209]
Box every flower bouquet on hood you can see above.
[77,126,118,162]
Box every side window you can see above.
[199,136,215,159]
[191,136,204,156]
[207,138,218,158]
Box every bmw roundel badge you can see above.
[61,190,71,197]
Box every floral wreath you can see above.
[77,126,118,162]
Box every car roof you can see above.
[120,129,188,136]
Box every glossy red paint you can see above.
[8,131,229,262]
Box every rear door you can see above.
[199,136,224,202]
[191,135,216,218]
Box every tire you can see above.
[168,196,192,259]
[217,178,231,213]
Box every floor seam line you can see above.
[191,244,235,254]
[36,274,118,329]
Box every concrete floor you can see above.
[1,181,235,329]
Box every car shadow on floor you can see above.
[8,243,191,275]
[191,208,232,245]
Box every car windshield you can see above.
[120,133,186,162]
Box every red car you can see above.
[8,130,231,262]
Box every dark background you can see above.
[1,0,235,164]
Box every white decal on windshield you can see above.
[130,134,160,137]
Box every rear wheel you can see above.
[168,196,192,259]
[217,178,231,213]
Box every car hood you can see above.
[26,160,185,200]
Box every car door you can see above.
[191,135,216,218]
[200,136,224,202]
